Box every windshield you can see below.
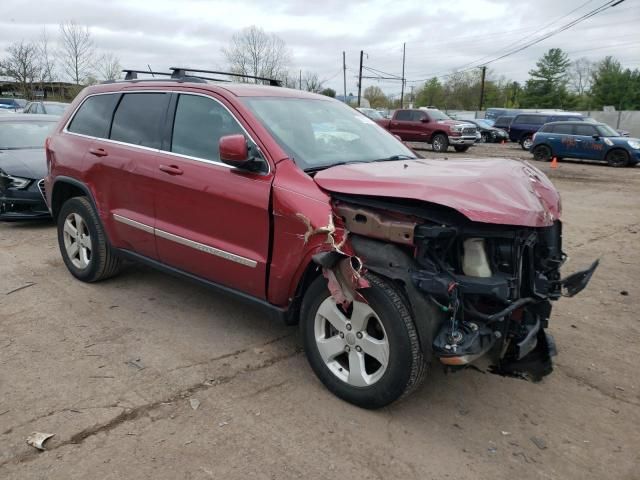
[425,109,451,120]
[596,124,619,137]
[0,121,56,149]
[242,97,415,171]
[476,119,494,128]
[45,104,67,115]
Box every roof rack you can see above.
[170,67,282,86]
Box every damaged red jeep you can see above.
[44,68,598,409]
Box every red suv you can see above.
[44,68,597,409]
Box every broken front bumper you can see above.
[0,181,50,221]
[448,135,476,146]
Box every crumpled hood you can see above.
[0,148,47,180]
[313,158,561,227]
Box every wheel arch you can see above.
[430,130,448,142]
[51,177,98,221]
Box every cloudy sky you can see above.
[1,0,638,95]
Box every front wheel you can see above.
[480,132,489,143]
[520,135,533,150]
[431,134,449,152]
[300,274,425,409]
[57,197,122,282]
[454,145,470,152]
[606,149,630,167]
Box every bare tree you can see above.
[96,53,122,81]
[37,27,56,84]
[303,72,324,93]
[222,26,291,82]
[0,41,41,98]
[59,20,94,84]
[569,57,594,96]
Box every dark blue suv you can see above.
[509,113,584,150]
[530,121,640,167]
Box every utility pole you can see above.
[400,42,406,108]
[357,50,363,107]
[299,69,302,90]
[410,85,414,108]
[342,51,347,103]
[478,66,487,111]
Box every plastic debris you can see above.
[26,432,55,451]
[189,398,200,410]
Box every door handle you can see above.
[159,164,184,175]
[89,147,108,157]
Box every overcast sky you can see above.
[1,0,638,95]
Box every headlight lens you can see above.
[451,125,462,132]
[627,140,640,149]
[0,173,31,189]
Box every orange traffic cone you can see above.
[551,157,558,169]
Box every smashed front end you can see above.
[331,196,598,381]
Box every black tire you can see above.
[454,145,470,152]
[300,274,425,409]
[520,134,533,151]
[480,132,489,143]
[57,196,121,282]
[532,144,552,162]
[606,149,630,167]
[431,133,449,152]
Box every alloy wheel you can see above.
[314,297,389,387]
[63,212,92,269]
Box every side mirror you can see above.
[219,134,249,166]
[592,134,600,141]
[420,117,429,123]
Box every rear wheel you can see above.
[431,134,449,152]
[520,134,533,150]
[606,149,630,167]
[533,144,552,161]
[300,274,425,409]
[454,145,470,152]
[57,197,121,282]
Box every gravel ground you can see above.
[1,142,638,479]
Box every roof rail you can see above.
[110,69,211,84]
[170,67,282,86]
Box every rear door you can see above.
[92,91,169,259]
[153,91,272,298]
[388,110,413,139]
[546,123,574,157]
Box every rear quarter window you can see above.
[514,115,547,125]
[550,124,574,134]
[110,93,169,148]
[68,94,120,138]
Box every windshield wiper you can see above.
[372,154,418,162]
[304,160,370,173]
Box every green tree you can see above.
[521,48,572,108]
[320,87,336,98]
[590,56,640,110]
[363,85,388,108]
[415,77,444,107]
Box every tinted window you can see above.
[68,94,120,138]
[514,115,547,125]
[551,124,574,134]
[171,94,244,161]
[110,93,168,148]
[395,110,412,121]
[574,124,597,136]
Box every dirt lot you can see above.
[1,143,639,479]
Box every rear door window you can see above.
[68,94,120,138]
[110,93,169,148]
[170,94,244,162]
[515,115,546,125]
[551,124,574,134]
[395,110,412,121]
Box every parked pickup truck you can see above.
[375,108,477,152]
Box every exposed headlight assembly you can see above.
[0,171,30,189]
[627,140,640,149]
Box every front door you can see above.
[154,92,272,299]
[573,124,604,160]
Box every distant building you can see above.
[0,80,78,100]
